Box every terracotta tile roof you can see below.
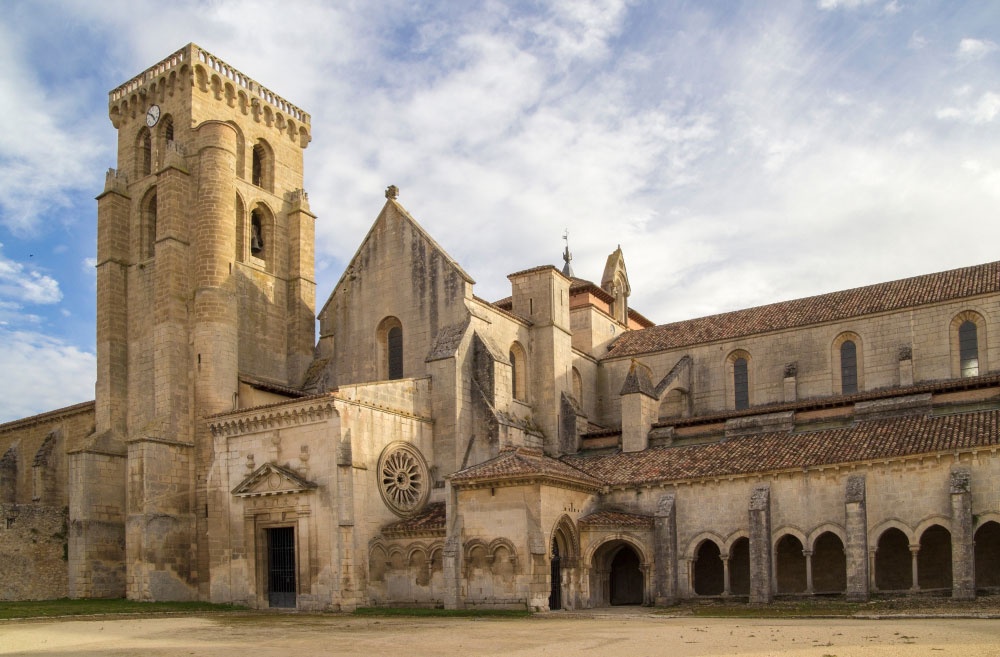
[564,408,1000,487]
[449,446,602,489]
[605,260,1000,359]
[382,502,446,536]
[569,277,614,303]
[239,375,306,397]
[579,510,654,528]
[657,373,1000,429]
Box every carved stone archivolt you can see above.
[377,442,430,517]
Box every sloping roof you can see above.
[564,408,1000,487]
[450,446,602,489]
[382,502,446,536]
[579,510,654,528]
[656,372,1000,429]
[605,260,1000,359]
[239,375,306,397]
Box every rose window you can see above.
[377,442,430,517]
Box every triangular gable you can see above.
[319,197,476,317]
[231,462,318,497]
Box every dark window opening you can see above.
[388,326,403,380]
[960,320,979,377]
[252,144,263,187]
[143,192,157,259]
[163,115,174,143]
[733,357,749,410]
[250,209,264,257]
[510,350,519,400]
[840,340,858,394]
[142,130,152,176]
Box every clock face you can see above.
[145,105,161,128]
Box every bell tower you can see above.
[74,44,315,600]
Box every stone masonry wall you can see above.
[600,294,999,426]
[0,504,68,600]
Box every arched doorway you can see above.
[693,540,724,595]
[875,528,911,591]
[975,521,1000,590]
[729,537,751,596]
[549,538,562,610]
[549,516,578,610]
[812,532,847,594]
[775,534,807,594]
[610,546,643,605]
[589,540,645,606]
[917,525,952,591]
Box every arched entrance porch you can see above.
[588,538,647,606]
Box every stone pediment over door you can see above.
[232,462,318,498]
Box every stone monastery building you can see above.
[3,44,1000,609]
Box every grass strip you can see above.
[353,607,531,618]
[0,598,246,620]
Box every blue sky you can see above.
[0,0,998,421]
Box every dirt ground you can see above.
[2,609,999,657]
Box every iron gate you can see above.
[267,527,296,608]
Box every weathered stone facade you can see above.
[2,43,1000,608]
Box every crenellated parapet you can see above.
[107,43,310,147]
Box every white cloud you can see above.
[0,329,95,423]
[937,92,1000,124]
[0,23,105,235]
[957,38,998,62]
[908,32,928,49]
[817,0,878,10]
[0,244,62,304]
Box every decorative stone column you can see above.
[721,555,731,596]
[653,493,678,605]
[844,474,869,601]
[748,485,773,604]
[950,468,975,600]
[803,550,814,594]
[910,545,920,591]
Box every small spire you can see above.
[561,229,575,278]
[385,184,399,200]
